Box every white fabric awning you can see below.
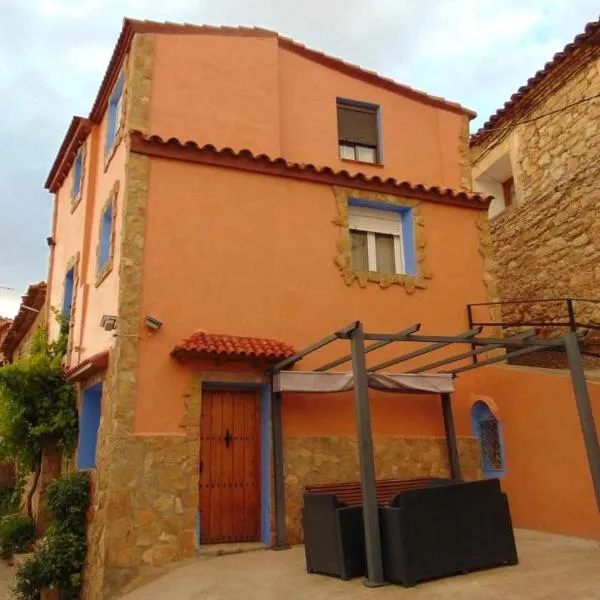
[273,370,454,394]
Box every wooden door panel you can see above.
[208,391,223,541]
[199,389,260,543]
[243,394,259,539]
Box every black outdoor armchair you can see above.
[302,492,366,579]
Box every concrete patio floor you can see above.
[121,530,600,600]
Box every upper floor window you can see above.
[96,181,119,285]
[502,177,516,208]
[337,99,380,164]
[105,70,125,158]
[62,267,75,319]
[348,205,405,274]
[98,203,113,273]
[71,147,84,201]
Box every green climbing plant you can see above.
[0,313,78,516]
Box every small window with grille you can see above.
[337,99,380,164]
[471,400,506,478]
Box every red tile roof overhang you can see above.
[171,332,295,363]
[472,18,600,144]
[64,350,110,382]
[130,131,491,210]
[45,117,92,193]
[0,282,47,362]
[46,18,477,195]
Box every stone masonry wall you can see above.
[475,51,600,364]
[284,435,480,544]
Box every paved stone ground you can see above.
[0,561,12,599]
[122,530,600,600]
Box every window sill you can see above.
[340,158,384,168]
[343,269,426,293]
[71,192,83,214]
[103,126,124,173]
[95,261,113,288]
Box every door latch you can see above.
[224,429,233,448]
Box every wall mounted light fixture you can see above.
[100,315,118,331]
[144,315,163,331]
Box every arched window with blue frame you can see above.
[471,400,506,478]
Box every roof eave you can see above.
[472,18,600,143]
[276,37,476,119]
[130,131,492,210]
[45,117,92,192]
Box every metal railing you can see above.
[466,298,600,361]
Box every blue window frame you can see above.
[98,203,113,272]
[71,149,84,200]
[62,267,75,318]
[471,401,506,478]
[77,383,102,469]
[348,198,416,275]
[104,70,125,157]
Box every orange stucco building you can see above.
[42,18,599,598]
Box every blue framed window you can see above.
[77,383,102,469]
[62,267,75,319]
[98,203,113,272]
[348,198,416,275]
[104,70,125,157]
[71,148,84,200]
[471,401,506,478]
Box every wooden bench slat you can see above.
[305,477,440,507]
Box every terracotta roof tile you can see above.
[472,18,600,143]
[171,332,295,362]
[0,282,46,362]
[64,350,110,382]
[130,131,492,209]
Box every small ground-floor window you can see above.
[471,400,506,478]
[77,382,102,469]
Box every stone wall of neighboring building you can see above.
[472,44,600,364]
[12,302,48,362]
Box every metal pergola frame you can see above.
[269,321,600,587]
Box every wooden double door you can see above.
[199,388,261,543]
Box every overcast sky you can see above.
[0,0,598,317]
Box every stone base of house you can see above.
[83,434,199,599]
[284,435,480,544]
[82,429,479,598]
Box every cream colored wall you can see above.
[472,134,521,219]
[77,127,125,361]
[48,93,126,365]
[47,141,89,361]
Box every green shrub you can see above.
[0,484,16,518]
[13,552,51,600]
[0,513,36,558]
[13,472,90,599]
[46,472,89,533]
